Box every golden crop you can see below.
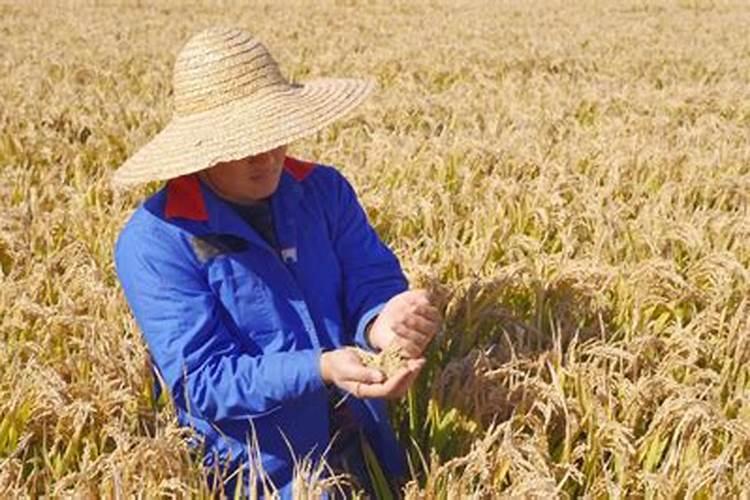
[1,0,749,498]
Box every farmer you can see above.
[112,27,441,498]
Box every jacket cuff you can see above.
[274,347,327,401]
[304,348,328,394]
[354,303,386,352]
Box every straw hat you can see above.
[112,27,374,186]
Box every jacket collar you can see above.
[164,157,316,256]
[164,156,315,223]
[164,174,209,221]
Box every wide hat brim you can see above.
[112,77,373,186]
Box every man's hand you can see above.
[320,347,425,399]
[367,289,442,358]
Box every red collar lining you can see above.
[164,174,209,221]
[284,156,316,181]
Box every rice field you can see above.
[1,0,749,497]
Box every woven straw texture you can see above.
[112,27,373,186]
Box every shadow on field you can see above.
[442,273,612,363]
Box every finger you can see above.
[414,303,442,323]
[352,382,388,399]
[404,289,431,307]
[339,353,385,384]
[392,323,430,357]
[353,358,427,399]
[403,314,440,339]
[356,368,412,399]
[343,379,378,398]
[393,335,423,358]
[406,357,426,372]
[342,380,366,398]
[393,320,429,344]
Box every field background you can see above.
[2,0,750,497]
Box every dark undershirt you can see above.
[226,199,279,250]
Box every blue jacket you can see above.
[114,157,409,496]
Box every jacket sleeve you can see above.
[328,170,409,351]
[114,221,325,423]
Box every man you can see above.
[112,27,441,498]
